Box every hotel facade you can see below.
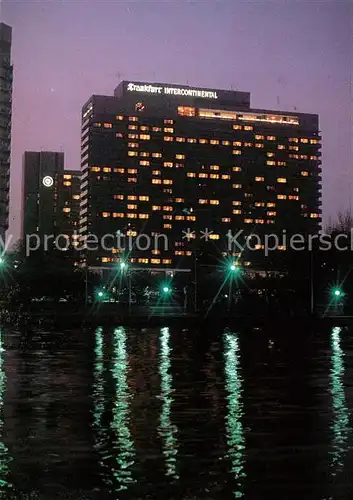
[80,81,322,270]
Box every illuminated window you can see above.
[152,152,162,158]
[176,137,186,142]
[210,139,219,145]
[151,258,161,264]
[139,213,149,219]
[267,152,275,158]
[222,217,231,222]
[255,143,264,148]
[102,257,111,263]
[277,194,287,200]
[128,134,138,139]
[127,204,137,210]
[164,162,173,167]
[63,181,71,186]
[128,178,137,183]
[267,202,276,207]
[209,234,220,240]
[255,135,264,140]
[301,171,309,177]
[233,124,242,130]
[164,136,174,142]
[163,259,172,264]
[163,206,173,211]
[267,136,276,141]
[255,176,264,182]
[139,196,149,201]
[233,150,241,155]
[163,179,173,185]
[233,209,242,215]
[266,160,276,166]
[152,126,161,132]
[152,205,161,211]
[128,151,138,157]
[187,172,196,178]
[244,142,253,147]
[199,173,208,178]
[128,168,137,174]
[187,215,196,221]
[232,201,242,206]
[63,207,71,213]
[63,174,72,179]
[129,116,138,122]
[199,139,208,144]
[116,115,124,121]
[222,174,231,179]
[116,133,123,138]
[288,195,299,200]
[140,125,149,131]
[91,167,100,172]
[140,152,149,157]
[187,138,197,143]
[199,199,208,204]
[310,213,319,218]
[175,197,184,203]
[152,170,161,176]
[244,218,253,224]
[277,178,287,183]
[140,134,150,140]
[222,140,230,146]
[289,137,299,143]
[178,106,196,117]
[127,213,137,218]
[175,163,184,168]
[103,123,112,128]
[164,127,174,133]
[255,202,265,207]
[114,194,124,201]
[310,156,318,160]
[102,167,111,173]
[244,125,253,131]
[277,145,286,150]
[233,166,242,172]
[102,212,110,218]
[176,154,185,160]
[72,195,80,200]
[152,179,162,184]
[277,161,287,166]
[232,184,242,189]
[128,142,138,148]
[128,125,138,130]
[267,211,276,216]
[175,215,185,221]
[233,141,242,147]
[164,224,172,229]
[310,139,319,144]
[138,258,149,264]
[152,250,160,255]
[210,199,219,205]
[289,145,299,151]
[113,212,124,218]
[301,138,309,143]
[210,165,219,171]
[164,119,174,125]
[140,160,150,166]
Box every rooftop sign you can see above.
[126,82,218,99]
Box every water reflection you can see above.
[224,330,245,498]
[330,326,350,475]
[158,327,179,480]
[0,329,12,496]
[92,327,109,484]
[111,326,136,491]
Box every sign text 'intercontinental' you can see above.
[126,82,218,99]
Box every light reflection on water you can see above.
[330,326,350,475]
[158,326,179,480]
[0,329,11,497]
[224,330,245,498]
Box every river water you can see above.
[0,324,353,499]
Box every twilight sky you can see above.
[2,0,352,241]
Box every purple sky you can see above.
[3,0,352,241]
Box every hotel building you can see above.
[80,81,321,269]
[0,23,12,245]
[22,151,80,248]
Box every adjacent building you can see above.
[0,23,12,246]
[80,81,322,269]
[22,151,80,248]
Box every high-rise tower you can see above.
[0,23,12,246]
